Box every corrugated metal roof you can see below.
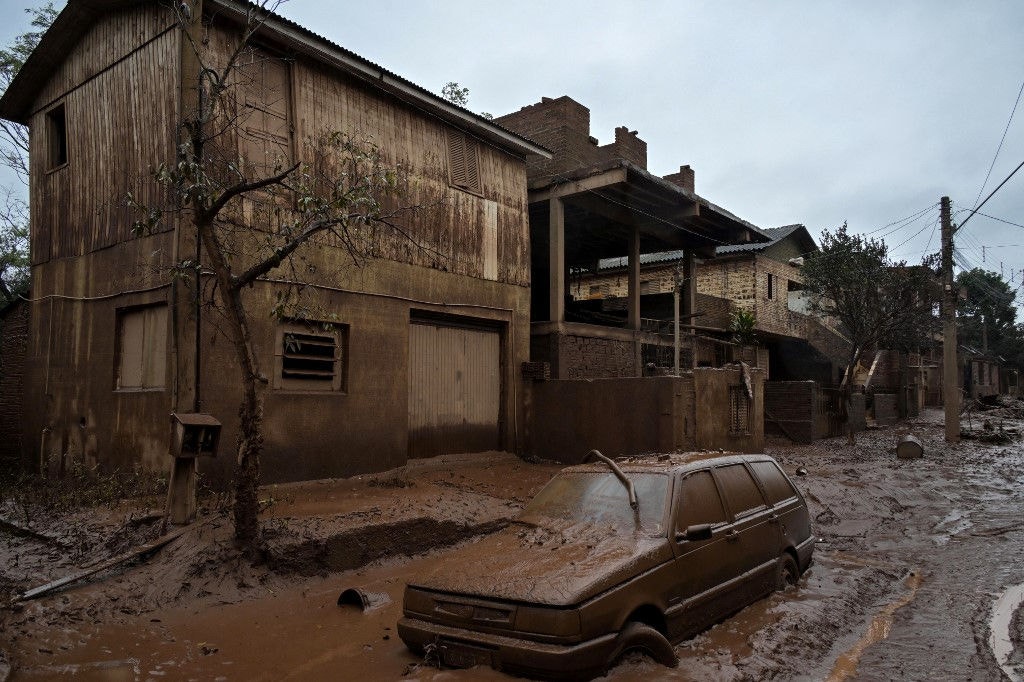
[597,223,813,271]
[0,0,551,159]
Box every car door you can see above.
[749,459,811,555]
[666,468,735,640]
[712,463,778,603]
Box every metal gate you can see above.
[408,321,501,458]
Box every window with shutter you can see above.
[274,323,348,392]
[728,385,751,435]
[446,130,481,193]
[115,305,168,391]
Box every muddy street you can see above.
[2,409,1024,681]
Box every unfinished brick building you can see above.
[495,96,766,380]
[495,96,772,458]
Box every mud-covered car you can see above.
[398,451,814,680]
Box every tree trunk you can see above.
[233,384,263,548]
[198,220,266,549]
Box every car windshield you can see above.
[519,472,668,535]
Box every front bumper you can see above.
[397,617,617,681]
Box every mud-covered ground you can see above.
[2,407,1023,681]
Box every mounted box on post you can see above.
[167,413,221,525]
[170,412,221,459]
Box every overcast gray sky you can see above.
[2,1,1023,306]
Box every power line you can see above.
[957,158,1024,233]
[970,76,1024,211]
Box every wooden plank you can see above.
[17,522,195,602]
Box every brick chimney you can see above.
[663,165,695,194]
[613,126,647,169]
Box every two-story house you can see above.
[0,0,548,484]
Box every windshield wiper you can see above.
[584,449,638,509]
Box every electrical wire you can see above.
[970,76,1024,211]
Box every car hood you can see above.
[409,519,672,607]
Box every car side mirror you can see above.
[675,523,713,542]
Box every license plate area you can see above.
[439,640,494,669]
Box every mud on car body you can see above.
[398,451,814,680]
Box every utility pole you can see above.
[941,196,960,443]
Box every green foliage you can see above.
[0,2,58,180]
[0,189,29,302]
[729,308,758,346]
[802,222,939,375]
[956,267,1024,370]
[441,81,470,106]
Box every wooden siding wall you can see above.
[200,23,530,288]
[30,5,178,265]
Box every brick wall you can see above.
[557,333,637,379]
[663,165,695,194]
[866,350,903,391]
[0,300,29,467]
[696,256,758,323]
[495,96,649,179]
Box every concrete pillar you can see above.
[682,251,696,334]
[549,198,565,323]
[628,227,640,331]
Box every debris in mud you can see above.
[895,435,924,459]
[961,427,1018,444]
[368,477,414,489]
[337,587,390,611]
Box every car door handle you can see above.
[725,530,739,542]
[768,514,779,524]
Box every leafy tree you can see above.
[802,223,938,440]
[441,81,470,107]
[0,3,57,303]
[729,308,757,346]
[0,189,28,303]
[133,2,418,547]
[0,3,57,182]
[956,268,1024,370]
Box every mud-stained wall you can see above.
[528,366,765,462]
[22,234,176,474]
[19,7,533,482]
[765,381,816,444]
[693,367,765,453]
[527,376,695,462]
[196,263,528,485]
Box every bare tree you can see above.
[134,1,419,547]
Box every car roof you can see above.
[559,452,776,475]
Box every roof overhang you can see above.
[528,159,768,262]
[0,0,552,161]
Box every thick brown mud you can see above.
[3,409,1024,681]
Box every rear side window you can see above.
[750,461,797,504]
[713,464,767,518]
[676,470,728,531]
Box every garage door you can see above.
[408,321,501,458]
